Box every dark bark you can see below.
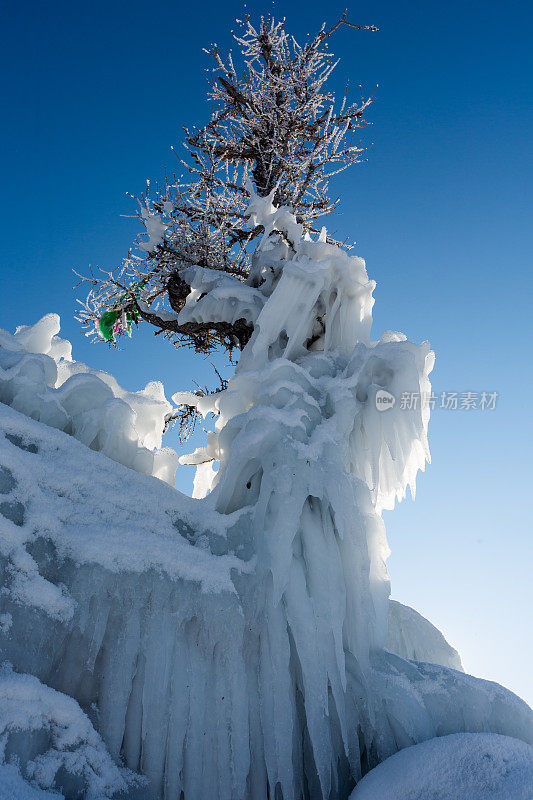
[132,279,253,354]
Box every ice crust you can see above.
[349,733,533,800]
[1,193,532,799]
[0,314,179,485]
[387,599,464,671]
[0,667,133,798]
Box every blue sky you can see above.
[1,0,532,703]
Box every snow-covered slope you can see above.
[387,599,463,671]
[1,401,532,799]
[0,401,252,798]
[350,733,533,800]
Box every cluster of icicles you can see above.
[4,193,528,800]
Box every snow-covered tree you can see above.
[1,10,532,800]
[78,12,377,363]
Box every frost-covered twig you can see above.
[77,11,376,359]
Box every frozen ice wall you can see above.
[1,402,531,800]
[1,192,532,799]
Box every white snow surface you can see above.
[0,764,61,800]
[1,194,532,799]
[387,599,464,671]
[138,205,168,254]
[349,733,533,800]
[0,401,246,620]
[0,667,133,799]
[177,266,266,328]
[0,314,179,485]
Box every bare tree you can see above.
[77,10,377,360]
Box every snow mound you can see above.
[0,764,60,800]
[349,733,533,800]
[0,314,178,484]
[387,599,463,671]
[369,651,532,763]
[0,667,134,799]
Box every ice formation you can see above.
[349,733,533,800]
[1,191,532,799]
[1,402,532,800]
[0,314,178,485]
[387,600,463,671]
[0,666,134,798]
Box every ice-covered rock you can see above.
[1,403,531,800]
[349,733,533,800]
[0,667,134,798]
[0,314,178,485]
[387,599,463,671]
[1,195,532,799]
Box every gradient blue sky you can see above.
[1,0,532,703]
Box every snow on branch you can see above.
[77,11,376,359]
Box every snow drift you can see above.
[349,733,533,800]
[1,192,532,799]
